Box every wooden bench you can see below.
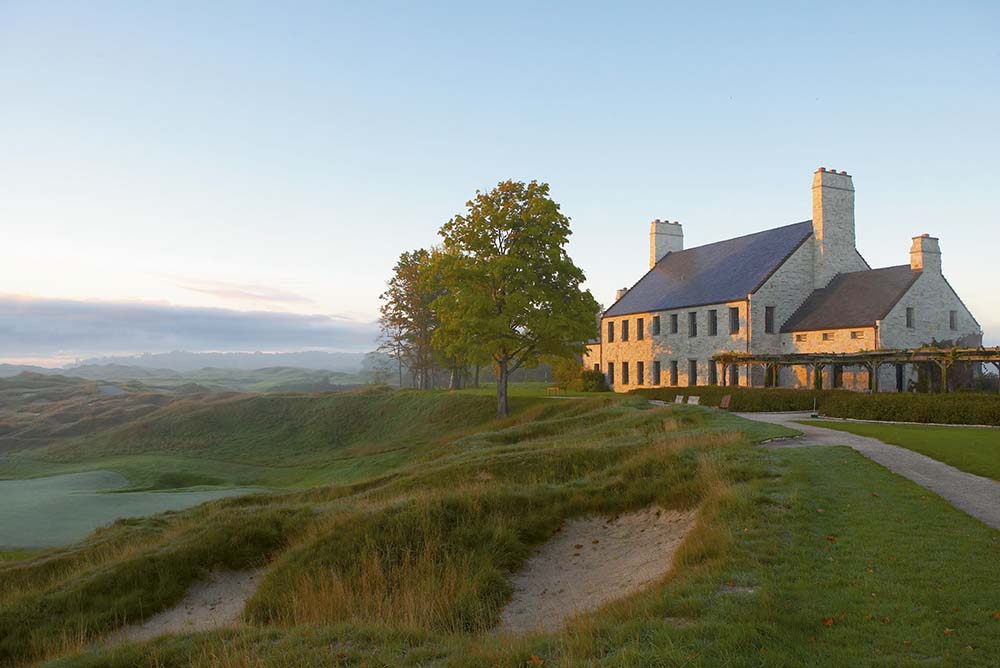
[546,386,561,396]
[674,395,685,404]
[687,396,700,405]
[719,394,732,410]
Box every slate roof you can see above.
[780,265,919,332]
[604,221,814,317]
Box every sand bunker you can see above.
[498,507,695,635]
[107,569,261,643]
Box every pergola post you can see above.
[936,360,951,393]
[813,363,825,390]
[995,362,1000,394]
[869,362,880,393]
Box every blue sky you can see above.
[2,2,998,363]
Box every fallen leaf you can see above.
[816,508,825,513]
[574,544,583,550]
[882,617,892,625]
[527,656,545,666]
[864,614,874,621]
[822,618,834,627]
[726,581,735,587]
[953,607,961,613]
[871,492,880,498]
[944,628,955,636]
[591,540,599,544]
[826,535,837,543]
[992,611,1000,620]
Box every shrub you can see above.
[631,387,1000,425]
[578,369,610,392]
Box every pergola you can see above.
[713,347,1000,393]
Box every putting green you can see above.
[0,470,254,549]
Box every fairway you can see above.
[799,420,1000,481]
[0,471,255,549]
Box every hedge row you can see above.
[630,387,1000,425]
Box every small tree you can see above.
[433,180,599,417]
[379,249,438,389]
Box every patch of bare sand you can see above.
[498,507,696,635]
[106,569,262,644]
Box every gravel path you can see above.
[738,411,1000,531]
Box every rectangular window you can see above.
[637,318,644,340]
[622,320,630,341]
[670,313,679,334]
[593,363,600,372]
[795,333,807,342]
[850,331,862,340]
[607,362,614,386]
[708,309,718,336]
[607,321,615,342]
[653,360,661,385]
[652,315,661,335]
[729,307,740,334]
[636,361,644,385]
[764,306,775,334]
[688,312,697,338]
[708,361,718,385]
[670,360,678,386]
[688,359,698,386]
[621,361,629,385]
[822,332,833,341]
[950,310,958,331]
[906,307,914,329]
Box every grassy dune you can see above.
[4,390,999,667]
[0,392,792,666]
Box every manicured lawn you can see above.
[799,420,1000,480]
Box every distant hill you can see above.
[74,351,367,373]
[0,364,55,378]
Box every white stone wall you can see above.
[749,238,815,355]
[812,170,869,288]
[599,301,749,392]
[879,271,981,350]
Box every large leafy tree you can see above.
[432,180,599,417]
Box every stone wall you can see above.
[599,300,749,391]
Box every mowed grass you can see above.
[40,437,1000,667]
[800,420,1000,481]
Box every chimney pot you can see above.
[839,170,847,175]
[819,167,826,172]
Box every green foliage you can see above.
[432,180,600,416]
[633,386,1000,424]
[578,369,610,392]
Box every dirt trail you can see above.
[106,569,262,644]
[498,507,695,635]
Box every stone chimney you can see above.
[649,219,683,268]
[812,168,856,288]
[615,287,629,301]
[910,234,941,273]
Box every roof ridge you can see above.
[672,219,812,256]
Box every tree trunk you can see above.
[474,365,480,389]
[397,355,403,388]
[449,367,461,391]
[496,359,509,418]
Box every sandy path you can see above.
[739,411,1000,531]
[497,507,695,635]
[107,569,262,644]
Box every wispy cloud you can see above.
[177,279,317,307]
[0,295,377,360]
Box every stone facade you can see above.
[594,168,983,393]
